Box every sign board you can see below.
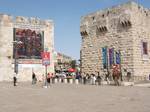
[41,52,50,66]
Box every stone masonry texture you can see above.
[80,2,150,81]
[0,14,54,81]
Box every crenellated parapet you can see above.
[15,16,29,24]
[0,14,53,29]
[15,16,53,25]
[80,1,148,37]
[14,16,53,30]
[0,14,13,27]
[80,2,136,37]
[80,25,88,37]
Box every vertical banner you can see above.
[109,48,114,66]
[102,47,107,69]
[116,51,121,64]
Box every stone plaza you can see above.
[0,82,150,112]
[0,1,150,112]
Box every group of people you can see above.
[31,71,101,85]
[30,69,122,86]
[82,72,111,85]
[13,66,132,87]
[81,65,132,86]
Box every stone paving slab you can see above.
[134,83,150,87]
[0,82,150,112]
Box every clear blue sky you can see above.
[0,0,149,60]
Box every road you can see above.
[0,82,150,112]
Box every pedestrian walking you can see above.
[47,72,51,87]
[13,73,17,86]
[96,72,102,85]
[127,70,131,82]
[32,72,37,84]
[83,74,87,85]
[91,74,96,85]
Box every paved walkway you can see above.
[0,82,150,112]
[134,80,150,87]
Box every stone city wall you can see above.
[80,2,150,81]
[0,14,54,81]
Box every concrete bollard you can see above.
[75,79,79,84]
[59,78,62,83]
[121,81,134,86]
[101,81,108,85]
[54,78,58,83]
[64,78,67,84]
[69,79,73,84]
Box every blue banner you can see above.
[102,47,107,69]
[116,51,121,64]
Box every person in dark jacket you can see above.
[32,72,37,84]
[96,72,102,85]
[13,75,17,86]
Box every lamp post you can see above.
[41,48,50,88]
[13,41,22,80]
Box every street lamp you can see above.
[12,40,23,77]
[41,47,50,88]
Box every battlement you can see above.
[0,14,13,26]
[80,1,150,27]
[80,1,150,35]
[15,16,53,26]
[0,13,53,27]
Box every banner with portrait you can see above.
[13,28,44,59]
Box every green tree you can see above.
[71,60,76,69]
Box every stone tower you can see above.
[80,2,150,81]
[0,14,14,80]
[0,14,54,81]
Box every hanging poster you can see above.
[109,48,114,66]
[13,28,44,59]
[116,51,121,64]
[102,47,107,69]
